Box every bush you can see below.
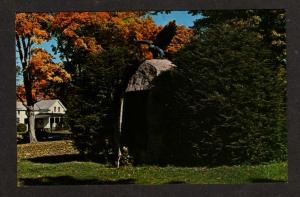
[17,123,27,133]
[151,24,287,166]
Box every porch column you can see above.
[49,116,52,133]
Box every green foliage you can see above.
[151,23,287,166]
[53,10,286,166]
[192,10,286,68]
[17,123,27,133]
[67,45,142,158]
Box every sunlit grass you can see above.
[17,160,287,185]
[17,140,287,185]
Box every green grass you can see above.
[17,160,287,185]
[17,140,288,186]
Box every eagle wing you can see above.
[153,20,177,50]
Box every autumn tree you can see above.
[16,13,70,142]
[50,12,193,165]
[51,12,193,72]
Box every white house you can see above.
[16,99,67,131]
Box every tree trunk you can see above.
[27,106,38,143]
[16,35,38,143]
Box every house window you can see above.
[58,107,60,112]
[54,107,56,112]
[55,117,60,123]
[50,117,54,123]
[17,110,20,115]
[16,118,20,124]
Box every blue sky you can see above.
[17,11,202,84]
[152,11,201,27]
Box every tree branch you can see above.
[21,36,28,65]
[26,37,31,59]
[16,34,24,67]
[27,38,32,64]
[16,93,30,110]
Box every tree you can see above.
[16,13,70,142]
[190,10,286,74]
[151,22,287,166]
[67,45,141,162]
[51,12,157,165]
[51,12,193,68]
[50,12,194,166]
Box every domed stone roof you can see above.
[126,59,176,92]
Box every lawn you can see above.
[17,140,288,186]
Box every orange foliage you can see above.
[52,12,110,54]
[17,81,52,101]
[52,12,193,59]
[16,12,193,99]
[30,48,71,83]
[166,25,194,53]
[16,13,71,100]
[16,86,26,101]
[16,13,53,43]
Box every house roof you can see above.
[126,59,176,92]
[35,100,58,110]
[16,99,66,111]
[16,102,27,110]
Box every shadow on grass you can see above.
[167,181,186,184]
[27,154,113,164]
[28,154,106,164]
[19,176,136,186]
[249,178,287,183]
[18,132,72,144]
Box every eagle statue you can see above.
[133,20,177,59]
